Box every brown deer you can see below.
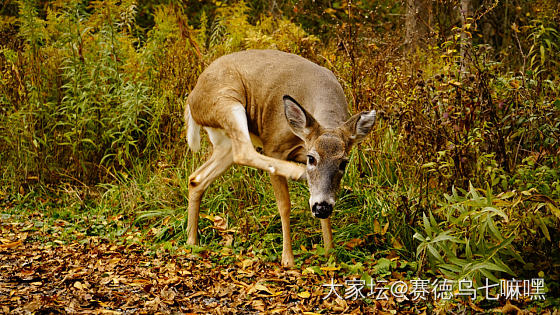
[185,50,376,267]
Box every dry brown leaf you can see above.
[391,237,403,249]
[213,215,227,231]
[251,299,265,311]
[73,281,83,290]
[344,238,364,249]
[0,240,22,249]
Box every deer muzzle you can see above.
[312,201,333,219]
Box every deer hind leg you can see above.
[224,104,306,181]
[270,174,295,267]
[187,127,233,245]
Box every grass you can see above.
[1,118,414,266]
[1,124,408,268]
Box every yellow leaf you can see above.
[298,291,311,298]
[499,191,515,199]
[320,266,340,272]
[0,240,22,249]
[449,80,462,87]
[255,283,276,295]
[373,219,381,234]
[74,281,83,290]
[200,213,214,221]
[382,222,389,235]
[304,267,316,274]
[241,258,254,269]
[547,203,560,220]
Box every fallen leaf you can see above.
[344,238,364,249]
[373,219,381,234]
[74,281,83,290]
[213,215,227,231]
[0,240,22,249]
[254,283,276,295]
[320,266,340,272]
[382,222,389,235]
[391,237,403,249]
[251,299,265,311]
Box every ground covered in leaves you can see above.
[0,214,557,314]
[0,215,410,314]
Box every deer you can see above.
[185,49,376,267]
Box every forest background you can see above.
[0,0,559,313]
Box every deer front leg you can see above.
[222,104,306,181]
[232,143,306,181]
[321,218,334,253]
[270,174,295,267]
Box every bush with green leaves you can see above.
[414,184,524,284]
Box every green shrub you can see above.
[414,184,523,284]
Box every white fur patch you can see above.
[205,127,231,147]
[186,104,201,152]
[309,194,335,209]
[230,105,252,142]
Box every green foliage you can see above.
[415,181,559,291]
[414,184,522,283]
[526,19,560,80]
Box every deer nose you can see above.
[312,202,333,219]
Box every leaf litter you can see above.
[1,215,554,314]
[0,217,397,314]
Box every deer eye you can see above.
[339,160,348,171]
[307,155,317,166]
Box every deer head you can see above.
[283,95,377,219]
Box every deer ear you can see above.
[344,110,376,144]
[283,95,318,140]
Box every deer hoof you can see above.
[282,254,295,268]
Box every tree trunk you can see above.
[460,0,472,72]
[405,0,432,51]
